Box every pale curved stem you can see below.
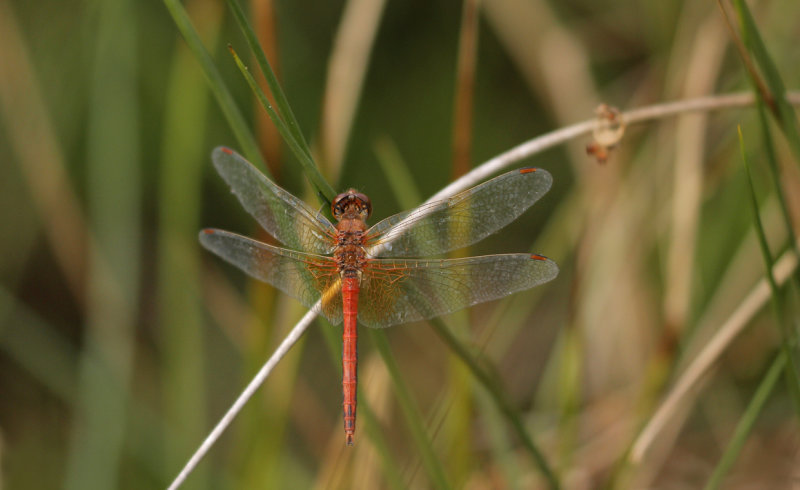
[371,91,800,256]
[168,90,800,489]
[167,307,319,490]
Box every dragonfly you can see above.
[200,146,558,446]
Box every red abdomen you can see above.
[341,275,359,445]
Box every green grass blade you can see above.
[357,393,406,490]
[373,137,423,207]
[317,320,406,488]
[474,385,523,488]
[754,96,800,288]
[163,0,265,170]
[226,45,336,202]
[704,351,785,490]
[64,0,141,487]
[0,286,78,403]
[739,126,800,408]
[734,0,800,164]
[372,141,462,483]
[158,3,222,483]
[224,0,337,203]
[446,6,479,476]
[225,0,310,160]
[429,318,560,489]
[373,140,559,488]
[235,302,307,489]
[369,329,451,490]
[741,135,781,314]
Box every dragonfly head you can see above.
[332,189,372,221]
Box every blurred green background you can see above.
[2,0,800,488]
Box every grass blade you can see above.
[318,0,387,178]
[357,392,406,490]
[373,137,422,209]
[225,0,338,203]
[235,301,307,489]
[226,45,336,201]
[369,330,451,490]
[699,128,797,488]
[451,0,478,179]
[447,5,480,476]
[739,126,800,407]
[753,94,800,292]
[158,0,223,483]
[374,138,559,488]
[64,0,141,487]
[163,0,265,169]
[0,286,78,403]
[704,352,785,489]
[0,0,88,305]
[225,0,310,160]
[429,318,560,489]
[732,0,800,163]
[316,320,406,489]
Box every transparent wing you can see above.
[199,229,343,325]
[365,168,552,257]
[211,147,337,254]
[357,254,558,328]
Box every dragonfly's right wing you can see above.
[365,167,552,257]
[211,147,337,255]
[357,253,558,328]
[200,229,343,325]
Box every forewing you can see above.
[365,168,552,257]
[212,147,337,254]
[357,254,558,328]
[199,229,343,325]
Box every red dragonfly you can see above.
[200,147,558,445]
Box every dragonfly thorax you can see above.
[334,215,368,277]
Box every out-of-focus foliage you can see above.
[2,0,800,488]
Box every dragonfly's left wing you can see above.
[212,147,337,255]
[365,168,551,257]
[357,253,558,328]
[200,229,344,325]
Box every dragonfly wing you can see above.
[365,168,552,257]
[357,254,558,328]
[212,147,337,255]
[200,229,343,325]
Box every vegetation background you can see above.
[1,0,799,488]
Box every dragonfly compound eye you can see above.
[355,192,372,218]
[332,192,350,219]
